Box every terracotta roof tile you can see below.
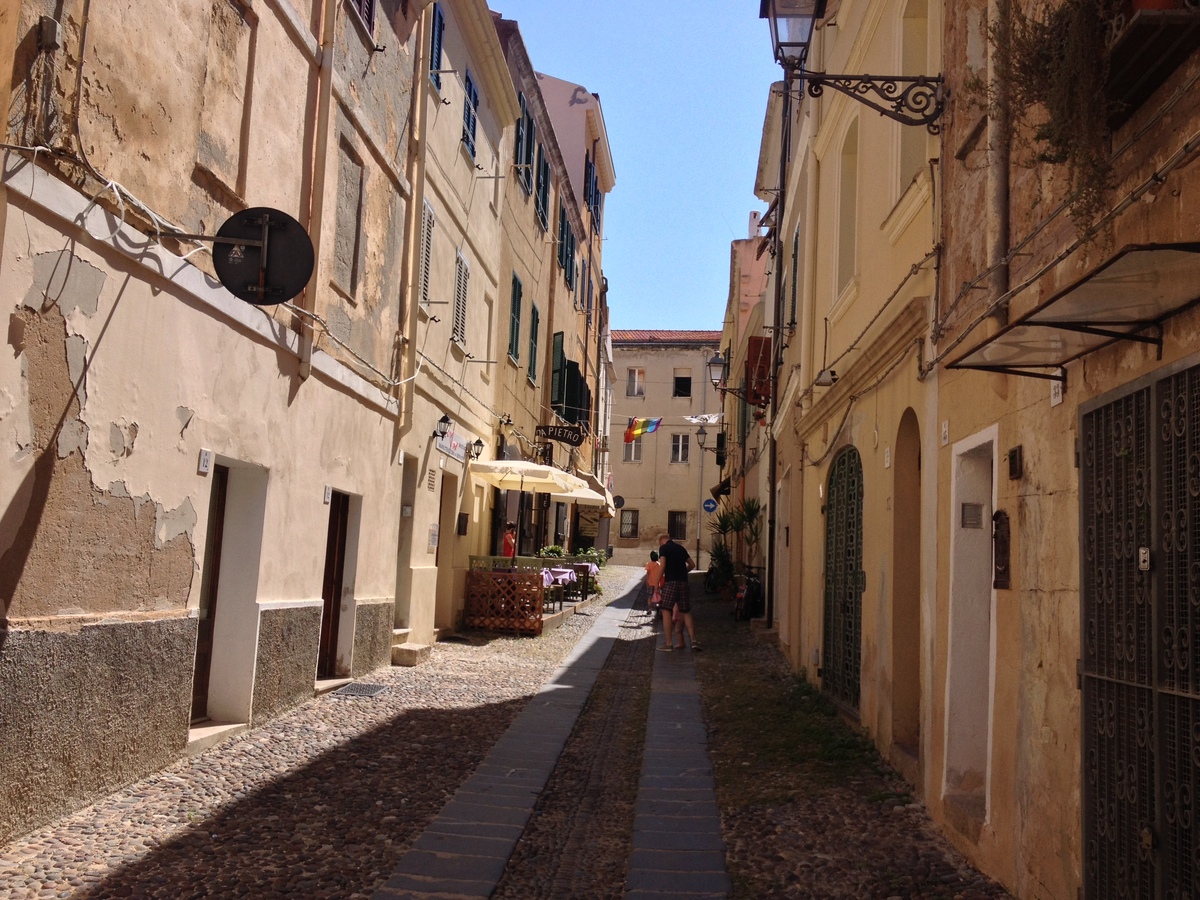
[611,330,722,345]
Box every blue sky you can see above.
[492,2,779,332]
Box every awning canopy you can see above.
[469,459,576,494]
[550,471,615,517]
[947,243,1200,384]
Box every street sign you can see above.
[703,498,718,513]
[535,424,584,447]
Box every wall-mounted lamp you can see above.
[696,426,728,466]
[707,350,769,405]
[814,369,838,387]
[470,437,485,460]
[761,0,945,133]
[433,414,452,440]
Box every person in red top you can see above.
[501,522,517,558]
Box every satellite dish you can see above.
[211,207,314,306]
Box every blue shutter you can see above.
[462,70,478,158]
[430,4,444,90]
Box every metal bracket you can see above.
[803,73,946,134]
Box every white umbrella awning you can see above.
[550,472,616,517]
[469,459,576,493]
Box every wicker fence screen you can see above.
[464,569,545,635]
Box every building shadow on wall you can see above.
[74,695,529,898]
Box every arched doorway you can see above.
[892,409,922,782]
[823,446,863,712]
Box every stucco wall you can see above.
[251,605,321,727]
[0,617,194,843]
[351,598,393,677]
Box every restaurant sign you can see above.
[535,424,584,447]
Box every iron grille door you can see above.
[823,446,864,710]
[1155,366,1200,897]
[1082,388,1155,899]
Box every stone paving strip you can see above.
[0,567,646,900]
[624,647,730,900]
[372,583,638,899]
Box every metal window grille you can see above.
[668,511,687,541]
[620,509,639,539]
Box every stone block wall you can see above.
[0,617,194,843]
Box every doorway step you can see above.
[186,721,248,757]
[391,628,432,667]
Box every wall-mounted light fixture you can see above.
[433,414,452,440]
[470,437,485,460]
[761,0,945,133]
[707,350,769,406]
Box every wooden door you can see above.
[318,490,350,679]
[191,464,229,723]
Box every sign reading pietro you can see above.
[535,424,584,447]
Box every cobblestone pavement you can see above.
[0,566,643,900]
[1,567,1016,899]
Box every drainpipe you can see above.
[299,0,339,381]
[767,67,794,631]
[987,0,1011,318]
[400,7,434,430]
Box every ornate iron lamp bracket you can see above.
[803,73,945,134]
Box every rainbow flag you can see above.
[624,416,662,443]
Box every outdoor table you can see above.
[571,562,598,600]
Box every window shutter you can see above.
[515,94,526,179]
[528,306,540,379]
[419,202,435,308]
[430,4,444,89]
[564,361,582,424]
[536,145,550,228]
[508,274,522,360]
[462,70,478,158]
[452,253,469,344]
[790,228,800,328]
[551,332,565,409]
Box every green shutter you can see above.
[550,331,565,408]
[508,274,522,360]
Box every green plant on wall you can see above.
[982,0,1121,231]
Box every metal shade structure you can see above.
[947,243,1200,384]
[468,459,576,494]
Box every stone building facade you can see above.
[609,331,723,568]
[0,0,612,844]
[747,1,1200,897]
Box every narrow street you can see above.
[1,567,1009,899]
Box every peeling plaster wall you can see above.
[0,617,195,844]
[251,605,321,727]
